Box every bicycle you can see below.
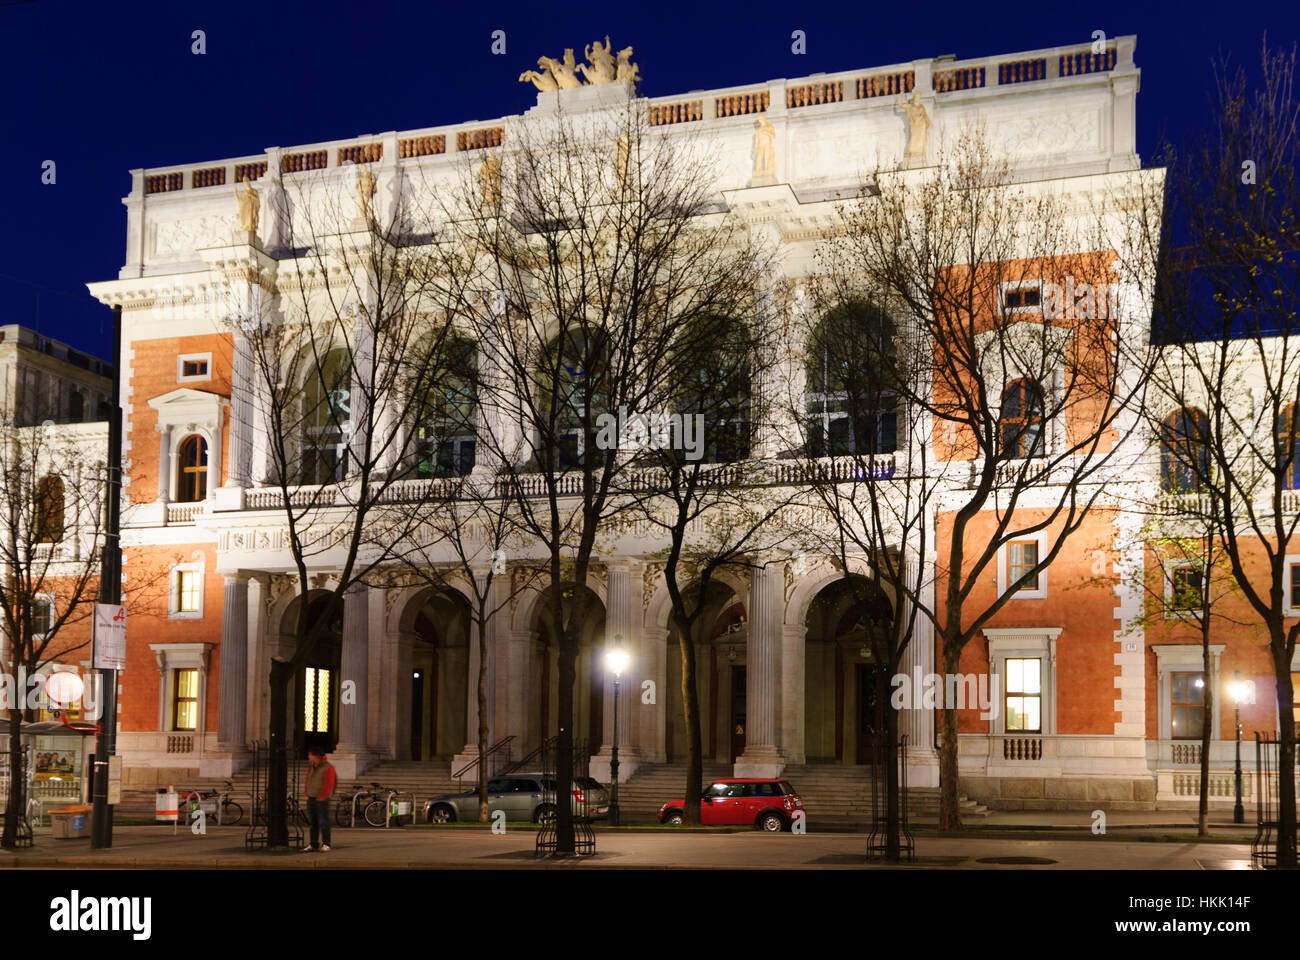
[253,791,310,828]
[336,782,384,827]
[182,779,243,825]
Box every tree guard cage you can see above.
[244,740,306,850]
[1253,733,1280,869]
[534,736,596,856]
[867,734,914,862]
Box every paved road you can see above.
[0,824,1258,869]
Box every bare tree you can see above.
[230,164,460,847]
[1128,39,1300,866]
[828,130,1157,829]
[428,98,768,852]
[0,421,106,847]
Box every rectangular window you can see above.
[1008,540,1039,592]
[32,597,53,636]
[172,668,198,730]
[1291,563,1300,610]
[1292,671,1300,741]
[1004,288,1041,309]
[303,666,332,734]
[1171,671,1205,740]
[176,570,201,613]
[1171,566,1204,610]
[177,353,213,383]
[1005,658,1042,732]
[181,359,207,378]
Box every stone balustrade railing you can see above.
[131,38,1131,202]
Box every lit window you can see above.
[1171,672,1204,740]
[173,668,199,731]
[177,435,208,502]
[303,667,333,734]
[1008,540,1039,592]
[176,570,201,613]
[1005,658,1041,732]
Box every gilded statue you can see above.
[579,36,616,84]
[900,88,931,161]
[236,182,259,234]
[752,113,776,182]
[479,151,502,211]
[356,167,377,221]
[519,40,639,91]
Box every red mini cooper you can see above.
[658,779,804,832]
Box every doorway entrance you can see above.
[856,664,883,764]
[730,666,747,762]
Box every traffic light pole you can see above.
[91,304,122,849]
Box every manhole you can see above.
[975,856,1057,865]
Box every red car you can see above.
[658,779,803,832]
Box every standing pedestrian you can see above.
[302,749,337,852]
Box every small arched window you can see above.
[34,475,64,543]
[177,435,209,502]
[1000,379,1045,459]
[1278,404,1300,490]
[1161,408,1210,494]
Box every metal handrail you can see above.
[454,735,515,787]
[499,735,560,776]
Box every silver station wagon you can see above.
[422,773,610,823]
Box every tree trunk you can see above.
[937,643,963,831]
[477,612,489,822]
[1273,653,1297,867]
[267,659,292,847]
[1198,624,1212,837]
[677,615,703,825]
[554,630,576,854]
[2,710,24,848]
[882,670,901,861]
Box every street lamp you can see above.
[1228,671,1247,825]
[604,636,629,827]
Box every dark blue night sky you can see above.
[1,0,1295,360]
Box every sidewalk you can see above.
[0,822,1260,870]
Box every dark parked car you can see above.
[658,779,803,831]
[423,774,609,823]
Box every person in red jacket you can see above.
[302,749,337,852]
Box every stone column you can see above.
[228,335,253,487]
[156,424,172,503]
[216,575,249,750]
[640,625,669,763]
[899,550,939,786]
[591,562,641,782]
[780,621,806,764]
[736,564,785,777]
[334,583,371,779]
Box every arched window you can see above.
[545,330,608,470]
[1161,408,1210,493]
[303,348,352,484]
[417,338,478,478]
[677,316,752,464]
[177,435,208,502]
[34,475,64,542]
[69,391,84,421]
[806,303,897,457]
[1278,404,1300,489]
[1000,379,1045,459]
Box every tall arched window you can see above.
[806,303,897,457]
[1000,379,1045,459]
[546,330,608,470]
[417,338,478,478]
[34,475,64,542]
[177,435,208,502]
[303,348,352,485]
[1278,404,1300,489]
[1161,408,1210,493]
[678,315,752,464]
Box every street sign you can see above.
[107,756,122,805]
[92,604,126,670]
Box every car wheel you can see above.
[534,804,556,823]
[757,811,786,833]
[427,804,455,824]
[663,808,685,826]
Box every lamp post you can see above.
[605,636,629,827]
[1229,671,1246,825]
